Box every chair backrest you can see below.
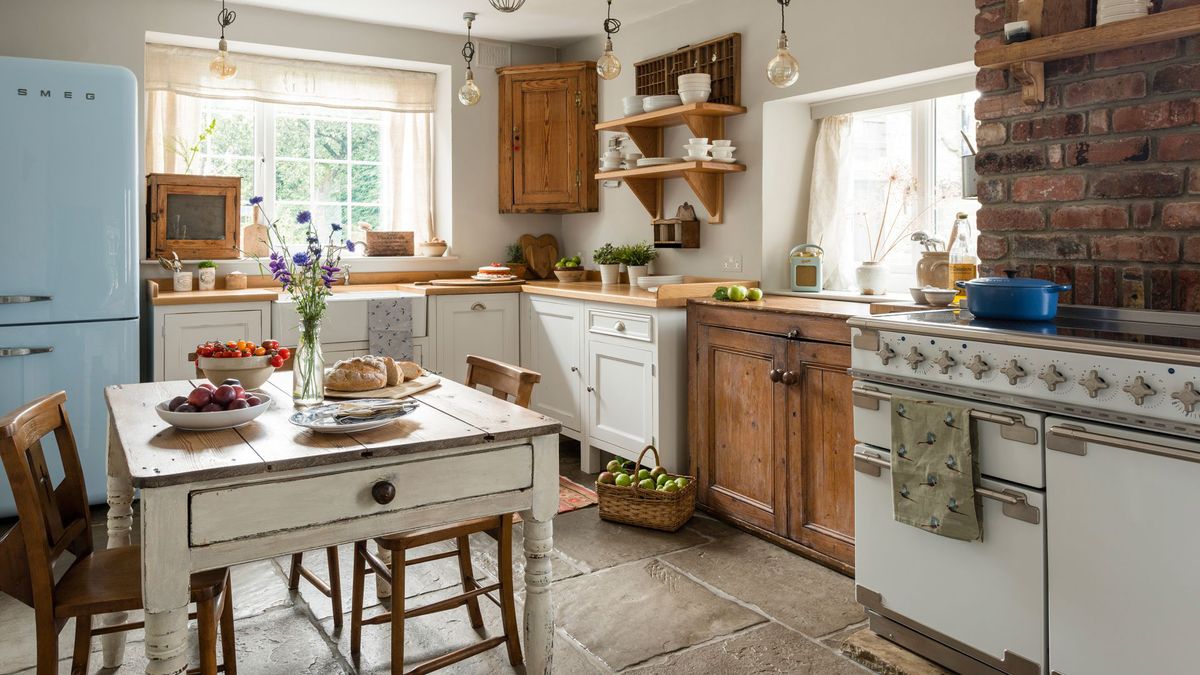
[0,391,93,610]
[464,355,541,409]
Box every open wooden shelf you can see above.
[596,104,748,224]
[976,6,1200,104]
[595,161,745,224]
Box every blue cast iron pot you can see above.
[957,276,1071,321]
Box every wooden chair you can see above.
[348,355,541,674]
[0,392,237,675]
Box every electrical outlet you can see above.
[721,255,743,273]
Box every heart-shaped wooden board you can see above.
[519,234,560,279]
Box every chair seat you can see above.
[374,515,505,552]
[54,545,228,619]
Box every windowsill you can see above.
[767,289,912,304]
[141,255,462,271]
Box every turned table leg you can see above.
[102,417,134,668]
[141,486,192,675]
[522,433,559,674]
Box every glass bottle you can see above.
[947,212,977,303]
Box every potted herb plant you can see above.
[197,260,218,291]
[593,243,622,285]
[617,242,657,287]
[505,242,528,279]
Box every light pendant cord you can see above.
[604,0,621,36]
[217,0,237,39]
[462,17,475,67]
[778,0,790,36]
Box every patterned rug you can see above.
[515,476,597,523]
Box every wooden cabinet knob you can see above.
[769,368,783,383]
[781,371,799,385]
[371,481,396,505]
[786,329,800,339]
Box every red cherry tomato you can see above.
[277,348,291,360]
[269,355,284,368]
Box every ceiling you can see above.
[229,0,700,48]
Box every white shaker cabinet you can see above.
[587,338,655,451]
[431,293,520,384]
[522,296,585,434]
[1046,417,1200,675]
[153,302,271,381]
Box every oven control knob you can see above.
[1123,376,1157,406]
[933,350,956,374]
[1171,382,1200,413]
[1080,370,1110,399]
[904,347,926,371]
[876,343,897,365]
[1000,359,1027,385]
[966,355,991,380]
[1038,365,1067,392]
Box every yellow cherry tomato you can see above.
[254,347,266,356]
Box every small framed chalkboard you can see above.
[147,174,241,260]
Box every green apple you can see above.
[606,459,623,473]
[638,478,656,490]
[674,477,690,489]
[656,473,672,487]
[662,481,680,493]
[747,287,764,301]
[728,285,748,301]
[637,469,652,481]
[650,466,667,480]
[614,473,633,487]
[598,471,616,485]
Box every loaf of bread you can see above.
[397,360,422,381]
[326,356,388,392]
[383,357,401,387]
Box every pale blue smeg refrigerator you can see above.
[0,56,139,515]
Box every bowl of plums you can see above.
[156,380,272,431]
[192,339,291,390]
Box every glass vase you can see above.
[292,320,325,406]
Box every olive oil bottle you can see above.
[947,212,977,303]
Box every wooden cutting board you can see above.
[324,374,441,400]
[519,234,560,279]
[428,278,526,287]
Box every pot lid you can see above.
[965,276,1064,289]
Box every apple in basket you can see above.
[597,459,689,493]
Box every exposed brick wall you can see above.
[975,0,1200,310]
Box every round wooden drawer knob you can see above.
[372,481,396,505]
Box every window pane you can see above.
[208,114,254,156]
[314,205,348,235]
[849,106,916,288]
[275,160,311,201]
[352,122,381,162]
[276,116,311,159]
[315,119,348,160]
[273,203,307,245]
[351,164,381,203]
[315,162,348,202]
[350,206,380,234]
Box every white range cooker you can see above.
[847,306,1200,675]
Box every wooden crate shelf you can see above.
[595,161,745,224]
[976,6,1200,104]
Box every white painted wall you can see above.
[0,0,561,272]
[558,0,978,284]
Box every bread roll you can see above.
[326,356,388,392]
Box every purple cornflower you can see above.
[321,264,341,274]
[249,195,264,205]
[296,210,312,225]
[345,240,356,252]
[292,252,312,267]
[331,222,342,232]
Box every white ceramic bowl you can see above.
[678,74,711,86]
[921,289,958,307]
[908,287,928,303]
[622,95,647,107]
[196,355,278,390]
[643,95,682,112]
[712,146,736,153]
[713,140,733,147]
[688,138,710,145]
[156,391,272,431]
[679,90,711,104]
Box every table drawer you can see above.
[587,307,653,343]
[189,444,532,546]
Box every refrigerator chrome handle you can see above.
[852,450,1040,524]
[0,295,52,304]
[0,347,54,358]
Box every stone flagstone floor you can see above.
[0,447,939,674]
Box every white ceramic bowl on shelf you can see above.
[677,74,712,88]
[643,95,682,112]
[713,140,733,147]
[679,90,711,104]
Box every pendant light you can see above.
[458,12,482,107]
[596,0,622,81]
[209,0,239,80]
[766,0,800,88]
[488,0,526,12]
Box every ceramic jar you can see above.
[198,267,217,291]
[172,271,193,293]
[916,252,950,289]
[626,265,649,287]
[855,262,889,296]
[598,263,622,285]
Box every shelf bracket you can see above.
[681,170,725,224]
[1011,60,1045,105]
[623,177,663,220]
[680,113,725,143]
[624,127,663,157]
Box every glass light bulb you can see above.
[458,70,481,106]
[209,39,238,80]
[766,33,799,88]
[597,38,622,80]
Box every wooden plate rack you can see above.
[635,33,741,106]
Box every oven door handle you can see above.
[853,450,1040,524]
[1048,424,1200,465]
[852,386,1039,445]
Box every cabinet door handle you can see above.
[471,302,486,312]
[586,386,595,393]
[0,295,52,304]
[786,329,800,339]
[614,321,626,332]
[570,366,579,373]
[768,368,783,383]
[781,370,798,385]
[0,347,53,358]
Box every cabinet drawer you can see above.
[189,444,532,546]
[587,307,653,343]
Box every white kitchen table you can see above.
[102,372,561,675]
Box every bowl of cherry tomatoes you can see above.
[193,340,291,390]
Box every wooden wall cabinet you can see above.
[498,62,598,214]
[688,302,857,574]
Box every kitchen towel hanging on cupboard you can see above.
[890,396,982,541]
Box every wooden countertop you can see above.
[689,295,875,319]
[396,282,527,297]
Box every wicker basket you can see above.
[596,445,696,532]
[365,230,414,256]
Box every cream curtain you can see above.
[807,114,856,291]
[382,112,436,242]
